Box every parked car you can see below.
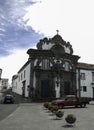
[3,94,14,104]
[51,95,90,108]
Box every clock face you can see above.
[63,61,72,71]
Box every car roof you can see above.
[5,94,13,97]
[65,95,76,97]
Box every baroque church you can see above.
[26,31,80,100]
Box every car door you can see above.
[69,97,77,106]
[64,97,72,106]
[64,96,77,106]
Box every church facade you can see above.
[27,33,80,100]
[12,33,80,100]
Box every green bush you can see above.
[56,110,64,118]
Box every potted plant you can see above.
[56,110,64,119]
[51,105,59,113]
[65,114,76,124]
[48,104,54,111]
[43,102,50,109]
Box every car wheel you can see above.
[80,104,86,108]
[75,105,78,108]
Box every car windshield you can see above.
[60,97,66,100]
[61,95,76,100]
[5,94,13,97]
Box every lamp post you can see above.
[0,69,2,80]
[0,69,2,91]
[55,61,61,87]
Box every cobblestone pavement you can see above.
[0,102,94,130]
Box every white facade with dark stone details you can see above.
[12,34,94,100]
[76,63,94,99]
[12,62,31,97]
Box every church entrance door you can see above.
[41,80,51,98]
[64,81,71,95]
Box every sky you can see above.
[0,0,94,83]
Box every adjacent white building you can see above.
[76,63,94,99]
[12,61,31,97]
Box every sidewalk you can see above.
[0,92,3,101]
[0,103,94,130]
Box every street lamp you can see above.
[55,60,61,87]
[0,69,2,80]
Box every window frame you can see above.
[83,86,87,92]
[80,73,86,80]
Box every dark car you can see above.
[3,94,14,104]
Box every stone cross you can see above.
[56,30,59,35]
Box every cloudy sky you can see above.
[0,0,94,83]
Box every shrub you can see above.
[65,114,76,124]
[51,105,59,113]
[56,110,64,118]
[43,102,50,108]
[48,104,54,111]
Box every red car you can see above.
[51,95,90,108]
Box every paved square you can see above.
[0,102,94,130]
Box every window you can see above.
[83,86,87,92]
[63,61,72,71]
[65,62,69,71]
[92,72,94,81]
[21,73,23,80]
[42,59,50,69]
[24,70,26,78]
[81,73,85,80]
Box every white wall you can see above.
[76,69,93,98]
[55,77,60,98]
[80,70,93,98]
[12,63,30,97]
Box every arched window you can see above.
[42,59,50,70]
[63,61,72,71]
